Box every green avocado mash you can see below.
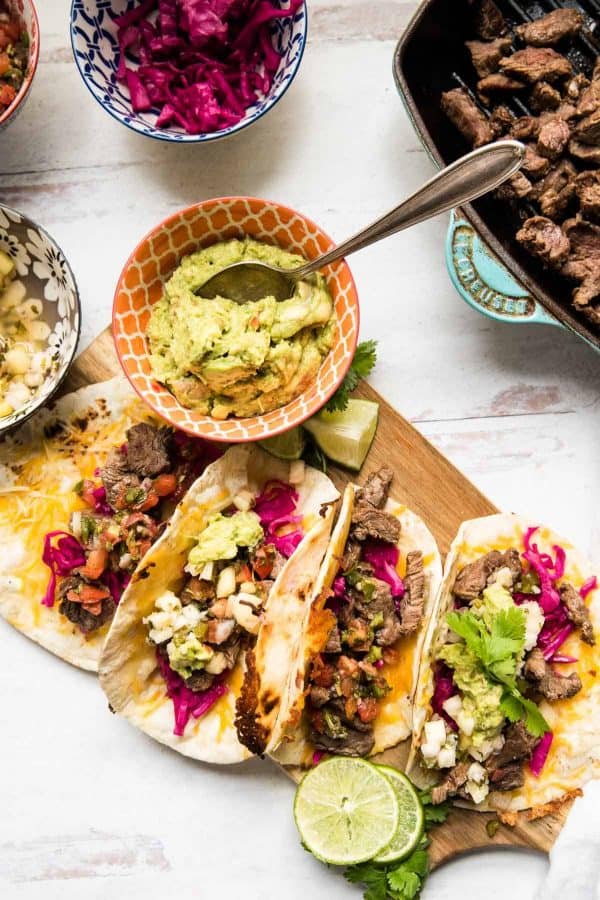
[187,510,263,573]
[147,238,337,419]
[438,643,504,754]
[472,582,514,627]
[167,629,213,679]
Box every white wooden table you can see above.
[1,1,599,897]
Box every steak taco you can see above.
[408,514,599,819]
[99,445,339,764]
[237,466,442,765]
[0,376,219,671]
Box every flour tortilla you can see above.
[0,376,157,671]
[99,445,339,764]
[269,483,443,768]
[408,513,600,816]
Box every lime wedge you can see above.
[293,756,399,866]
[260,427,306,461]
[303,399,379,471]
[373,766,424,864]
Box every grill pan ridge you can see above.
[393,0,600,349]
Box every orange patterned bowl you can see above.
[112,197,360,442]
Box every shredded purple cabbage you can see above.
[580,576,598,600]
[431,662,458,731]
[156,651,229,736]
[92,485,113,515]
[362,540,405,598]
[114,0,304,135]
[529,730,553,778]
[104,569,132,605]
[41,532,86,607]
[255,480,302,558]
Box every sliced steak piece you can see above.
[510,115,541,141]
[488,762,525,792]
[486,722,537,769]
[59,594,116,634]
[100,447,140,509]
[325,623,343,654]
[574,108,600,146]
[575,171,600,222]
[568,138,600,167]
[354,577,403,648]
[357,466,393,509]
[466,37,512,78]
[574,274,600,312]
[310,684,334,707]
[125,423,171,477]
[524,647,582,700]
[453,548,521,602]
[489,104,514,137]
[313,726,375,757]
[474,0,506,40]
[522,144,550,179]
[516,216,571,267]
[566,73,590,104]
[478,73,526,99]
[342,539,362,573]
[431,762,470,804]
[441,88,493,148]
[561,217,600,282]
[530,159,577,220]
[399,550,425,636]
[560,582,595,645]
[530,81,561,113]
[185,670,215,692]
[351,504,401,544]
[576,79,600,118]
[496,172,533,201]
[515,8,583,47]
[537,117,570,160]
[181,577,215,605]
[500,48,572,84]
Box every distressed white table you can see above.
[1,1,599,898]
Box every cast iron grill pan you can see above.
[394,0,600,348]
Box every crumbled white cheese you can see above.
[488,566,513,588]
[144,590,184,645]
[521,600,544,652]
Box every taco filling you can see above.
[305,468,429,758]
[420,527,597,806]
[143,478,309,737]
[42,423,219,634]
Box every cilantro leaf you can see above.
[418,789,451,826]
[501,686,549,738]
[387,870,421,899]
[326,340,377,412]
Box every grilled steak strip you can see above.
[560,582,595,645]
[524,647,582,700]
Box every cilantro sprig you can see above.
[446,607,549,738]
[326,339,378,412]
[344,792,450,900]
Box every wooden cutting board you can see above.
[65,327,572,868]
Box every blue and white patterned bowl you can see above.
[0,205,81,435]
[70,0,307,144]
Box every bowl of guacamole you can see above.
[113,197,360,443]
[147,239,337,420]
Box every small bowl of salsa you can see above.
[0,0,39,130]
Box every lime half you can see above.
[303,399,379,471]
[260,427,306,461]
[293,756,399,866]
[373,766,424,864]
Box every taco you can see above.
[99,445,339,764]
[238,466,442,765]
[0,376,219,671]
[407,514,599,819]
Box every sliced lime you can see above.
[260,427,306,461]
[303,399,379,472]
[373,766,424,864]
[293,756,399,866]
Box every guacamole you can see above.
[438,643,504,754]
[186,511,263,573]
[147,239,337,419]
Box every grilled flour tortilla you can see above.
[0,377,170,671]
[99,445,339,764]
[240,467,442,766]
[408,514,599,819]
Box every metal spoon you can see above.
[197,140,525,303]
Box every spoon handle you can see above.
[293,140,525,278]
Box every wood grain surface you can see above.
[66,327,571,868]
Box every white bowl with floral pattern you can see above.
[0,204,80,434]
